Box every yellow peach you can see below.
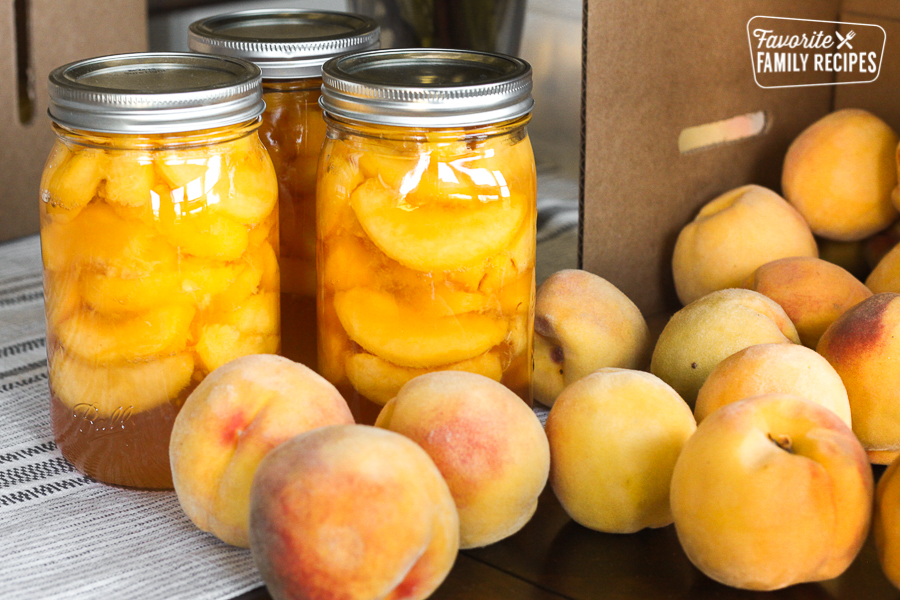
[864,221,900,271]
[546,368,696,533]
[694,343,850,425]
[170,354,353,547]
[650,288,800,408]
[249,425,458,600]
[671,394,873,590]
[875,454,900,589]
[672,185,817,305]
[783,108,899,241]
[818,293,900,463]
[375,371,548,549]
[744,256,872,348]
[867,243,900,294]
[533,269,650,406]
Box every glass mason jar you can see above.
[189,10,379,369]
[318,49,536,423]
[41,54,279,489]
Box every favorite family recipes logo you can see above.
[747,16,885,88]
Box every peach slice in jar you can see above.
[40,201,178,275]
[153,185,250,262]
[57,303,195,363]
[103,150,156,207]
[50,349,195,416]
[318,296,354,387]
[333,287,507,368]
[211,136,278,225]
[80,268,182,314]
[318,142,364,239]
[322,234,384,293]
[177,257,240,309]
[43,270,81,330]
[45,145,108,211]
[346,350,503,405]
[155,146,220,189]
[407,134,535,206]
[194,323,279,374]
[350,177,527,272]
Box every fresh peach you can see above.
[875,454,900,589]
[533,269,650,406]
[672,185,817,305]
[671,394,873,591]
[818,293,900,463]
[375,371,549,549]
[650,289,800,408]
[169,354,353,547]
[864,221,900,271]
[249,425,458,600]
[743,257,872,348]
[545,368,695,533]
[867,243,900,294]
[783,108,899,241]
[694,343,850,425]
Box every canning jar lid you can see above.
[47,52,264,134]
[320,48,534,128]
[188,10,380,79]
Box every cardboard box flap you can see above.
[0,0,147,243]
[580,0,842,315]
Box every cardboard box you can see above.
[0,0,147,243]
[580,0,900,315]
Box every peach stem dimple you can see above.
[767,432,793,453]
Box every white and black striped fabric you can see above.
[0,235,262,600]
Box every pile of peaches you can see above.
[164,107,900,600]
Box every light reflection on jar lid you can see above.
[188,10,380,80]
[320,48,534,129]
[48,52,264,134]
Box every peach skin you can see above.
[533,269,650,406]
[867,243,900,294]
[672,185,817,305]
[743,256,871,348]
[671,394,873,591]
[783,108,899,241]
[169,354,353,547]
[875,454,900,590]
[694,343,850,425]
[817,293,900,464]
[376,371,549,549]
[249,425,459,600]
[546,368,695,533]
[650,288,800,408]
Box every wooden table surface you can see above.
[234,473,898,600]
